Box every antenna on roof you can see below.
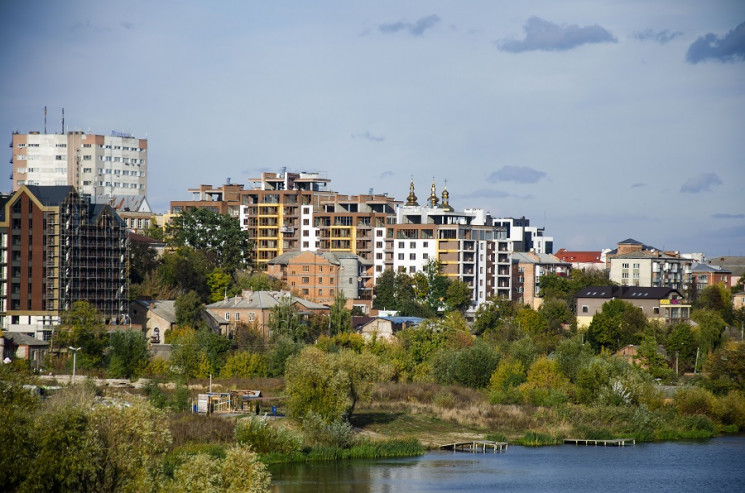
[44,106,47,134]
[62,108,65,134]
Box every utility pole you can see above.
[69,346,81,384]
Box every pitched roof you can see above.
[555,249,603,263]
[707,256,745,276]
[134,300,177,323]
[267,250,370,266]
[576,286,682,300]
[3,332,49,346]
[24,185,76,205]
[207,291,328,311]
[511,252,569,265]
[691,263,731,274]
[95,194,151,213]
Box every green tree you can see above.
[472,297,518,336]
[207,268,232,303]
[167,207,252,272]
[373,268,395,310]
[158,247,212,299]
[695,285,732,322]
[585,299,646,352]
[284,347,349,422]
[56,301,107,369]
[234,270,286,291]
[329,292,352,336]
[335,350,388,417]
[691,309,727,355]
[445,279,472,313]
[268,296,306,342]
[129,240,159,285]
[554,335,594,382]
[166,445,270,493]
[107,330,150,379]
[704,341,745,393]
[666,322,697,373]
[220,351,267,378]
[175,290,204,328]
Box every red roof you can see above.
[555,249,603,263]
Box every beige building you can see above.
[511,252,571,309]
[11,131,148,198]
[576,286,690,328]
[206,290,329,339]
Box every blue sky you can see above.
[1,1,744,256]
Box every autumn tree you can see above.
[585,299,646,352]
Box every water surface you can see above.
[270,436,745,492]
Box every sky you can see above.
[1,1,744,257]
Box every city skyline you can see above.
[1,1,743,257]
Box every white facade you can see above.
[609,253,693,292]
[12,131,148,197]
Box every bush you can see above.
[433,391,457,409]
[220,351,267,378]
[234,416,303,455]
[301,412,356,449]
[675,386,717,417]
[165,445,271,493]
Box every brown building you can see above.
[690,263,732,293]
[266,250,373,306]
[0,185,128,340]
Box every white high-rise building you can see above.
[11,130,148,197]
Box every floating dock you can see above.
[440,441,508,453]
[564,438,635,446]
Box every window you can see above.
[622,263,629,269]
[376,242,383,248]
[633,263,640,269]
[82,155,91,160]
[582,305,588,313]
[225,312,230,321]
[302,277,309,284]
[318,289,323,295]
[318,277,323,284]
[410,242,416,248]
[409,266,416,273]
[329,289,334,296]
[303,219,310,225]
[248,313,255,322]
[423,253,428,259]
[303,241,309,248]
[410,253,416,260]
[398,253,404,260]
[376,230,383,237]
[622,273,629,279]
[423,241,428,247]
[83,143,92,148]
[302,265,310,272]
[653,307,660,315]
[376,253,383,260]
[302,289,309,295]
[398,241,404,248]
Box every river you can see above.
[269,436,745,492]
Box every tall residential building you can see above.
[388,179,513,309]
[11,131,148,198]
[0,185,129,340]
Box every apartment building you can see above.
[11,131,148,197]
[387,179,513,309]
[511,252,572,309]
[690,263,731,293]
[608,251,693,293]
[170,182,244,218]
[0,185,128,340]
[493,216,554,254]
[266,250,372,305]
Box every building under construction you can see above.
[0,185,128,340]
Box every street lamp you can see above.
[69,346,81,384]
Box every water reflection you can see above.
[270,437,745,493]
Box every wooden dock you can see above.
[564,438,635,446]
[440,441,508,453]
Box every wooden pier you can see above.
[440,441,508,453]
[564,438,635,447]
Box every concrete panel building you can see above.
[11,131,148,198]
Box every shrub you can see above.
[234,416,303,455]
[220,351,267,378]
[302,412,356,449]
[675,386,717,417]
[433,391,457,409]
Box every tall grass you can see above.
[261,438,424,464]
